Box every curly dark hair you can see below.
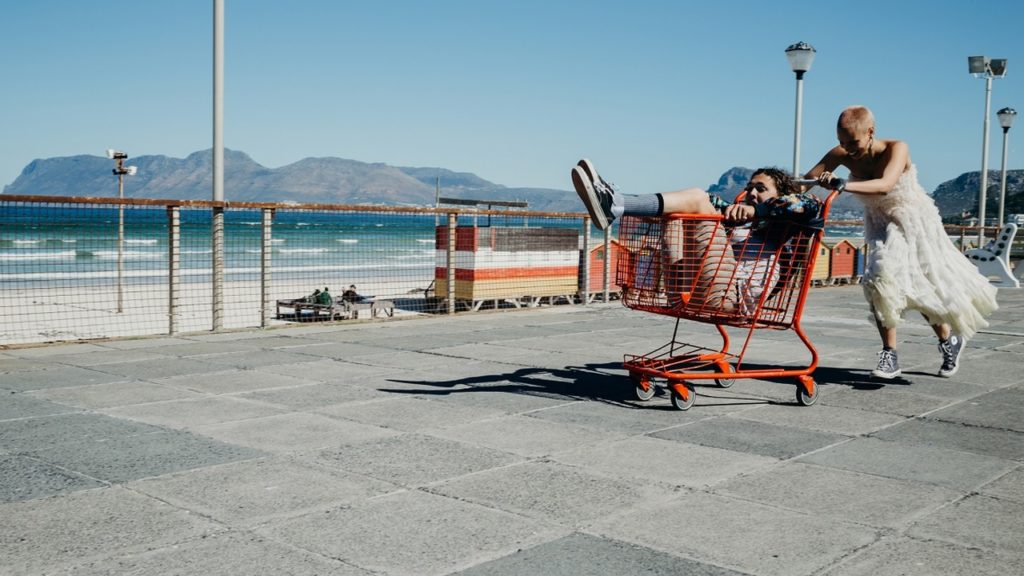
[751,166,799,196]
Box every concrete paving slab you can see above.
[317,396,508,432]
[926,385,1024,432]
[978,468,1024,503]
[238,381,393,409]
[715,461,961,529]
[26,379,204,409]
[0,454,106,503]
[0,487,224,575]
[908,493,1024,557]
[730,403,905,436]
[26,429,264,484]
[870,417,1024,460]
[820,535,1021,576]
[552,435,777,489]
[591,491,878,576]
[315,433,523,487]
[0,392,78,419]
[0,412,165,452]
[431,458,675,526]
[196,412,399,454]
[650,416,849,460]
[132,457,397,527]
[51,530,374,576]
[818,385,954,417]
[35,348,172,367]
[193,349,327,370]
[3,342,111,358]
[147,339,266,357]
[256,356,409,384]
[797,437,1016,491]
[0,353,46,373]
[424,385,581,414]
[86,356,226,380]
[0,364,130,392]
[525,398,714,434]
[262,489,566,576]
[150,367,318,394]
[450,531,750,576]
[430,413,626,458]
[102,395,288,429]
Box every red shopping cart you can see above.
[616,186,839,410]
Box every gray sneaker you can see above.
[571,160,619,231]
[938,334,964,377]
[872,348,901,379]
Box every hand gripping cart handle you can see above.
[615,183,839,410]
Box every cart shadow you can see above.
[381,361,643,406]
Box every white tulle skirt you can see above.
[858,165,998,339]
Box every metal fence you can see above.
[0,195,612,347]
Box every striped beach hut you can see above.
[435,225,580,309]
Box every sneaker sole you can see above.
[572,166,609,230]
[871,369,902,379]
[577,158,599,184]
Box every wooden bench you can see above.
[275,299,346,321]
[965,223,1019,288]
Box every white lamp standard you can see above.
[786,41,816,176]
[968,56,1008,245]
[107,149,138,313]
[997,107,1017,263]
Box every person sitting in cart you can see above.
[571,160,825,313]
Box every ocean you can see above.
[0,204,866,292]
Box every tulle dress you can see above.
[855,164,998,338]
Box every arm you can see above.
[803,147,845,180]
[753,193,825,229]
[843,140,909,195]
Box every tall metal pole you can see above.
[793,70,805,176]
[978,75,993,245]
[116,165,125,313]
[998,125,1010,230]
[212,0,225,330]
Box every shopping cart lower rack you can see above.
[615,190,837,410]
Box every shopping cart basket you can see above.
[616,186,839,410]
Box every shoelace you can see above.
[877,349,898,372]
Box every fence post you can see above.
[212,206,224,331]
[603,227,611,303]
[167,206,180,335]
[447,212,456,314]
[260,208,274,327]
[580,218,591,304]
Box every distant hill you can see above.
[2,149,578,212]
[3,150,1021,219]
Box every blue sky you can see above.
[2,0,1022,197]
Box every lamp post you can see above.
[786,41,816,176]
[968,56,1008,245]
[107,149,137,313]
[997,107,1017,262]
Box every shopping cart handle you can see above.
[795,179,820,187]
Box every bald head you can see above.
[838,106,875,135]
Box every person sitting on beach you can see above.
[341,284,363,303]
[571,160,824,312]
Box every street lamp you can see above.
[106,149,138,313]
[786,41,816,176]
[968,55,1008,245]
[997,106,1017,261]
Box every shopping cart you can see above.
[616,184,839,410]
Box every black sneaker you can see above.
[571,164,618,231]
[872,348,901,379]
[938,334,964,377]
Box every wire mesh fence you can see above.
[0,196,611,346]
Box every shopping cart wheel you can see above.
[796,376,817,406]
[714,361,735,388]
[632,373,656,401]
[669,382,696,411]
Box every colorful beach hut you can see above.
[826,238,857,284]
[810,242,832,285]
[581,239,625,301]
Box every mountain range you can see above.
[4,149,1022,219]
